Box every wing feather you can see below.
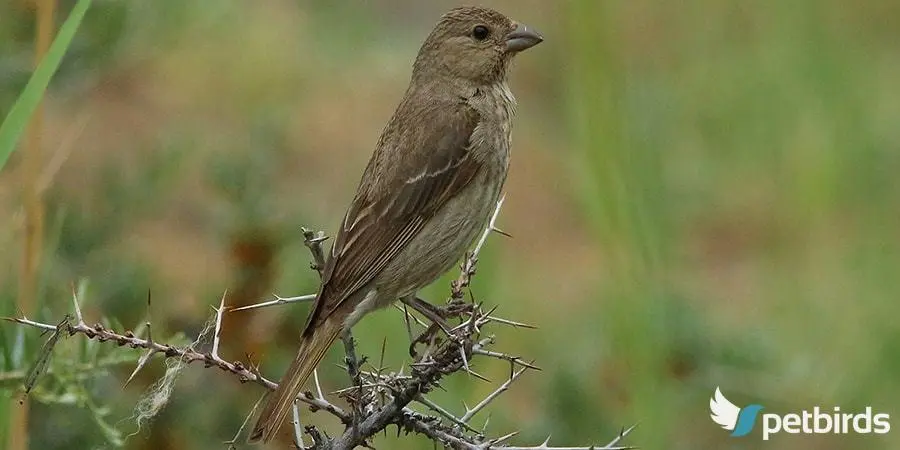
[303,100,481,332]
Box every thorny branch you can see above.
[3,295,351,426]
[4,198,635,449]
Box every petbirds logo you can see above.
[710,387,764,437]
[710,387,891,440]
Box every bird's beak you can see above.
[505,23,543,53]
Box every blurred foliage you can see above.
[2,0,899,449]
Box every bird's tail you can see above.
[248,317,342,443]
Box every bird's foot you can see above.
[443,299,476,318]
[400,296,454,334]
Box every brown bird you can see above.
[249,6,542,443]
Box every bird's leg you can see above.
[400,295,454,357]
[400,296,454,334]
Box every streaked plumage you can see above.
[250,6,542,443]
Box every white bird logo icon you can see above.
[710,386,740,431]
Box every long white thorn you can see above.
[473,196,505,256]
[1,317,57,332]
[124,347,158,388]
[604,422,638,448]
[313,368,325,400]
[229,293,316,312]
[71,283,84,326]
[211,291,227,359]
[461,366,527,423]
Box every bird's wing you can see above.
[303,101,481,332]
[709,387,740,430]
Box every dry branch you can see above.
[4,199,635,449]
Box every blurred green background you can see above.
[2,0,899,449]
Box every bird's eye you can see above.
[472,25,490,41]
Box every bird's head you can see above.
[412,6,543,85]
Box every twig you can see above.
[460,367,527,423]
[302,227,328,275]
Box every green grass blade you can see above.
[0,0,93,171]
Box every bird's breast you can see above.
[469,81,515,175]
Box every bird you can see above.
[249,6,542,443]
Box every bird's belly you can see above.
[373,171,503,304]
